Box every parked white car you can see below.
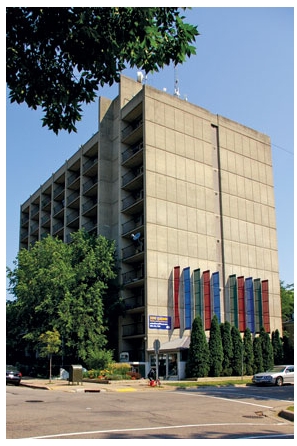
[252,365,294,386]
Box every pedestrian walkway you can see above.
[19,377,165,393]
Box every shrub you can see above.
[85,349,114,370]
[84,362,132,380]
[126,371,141,380]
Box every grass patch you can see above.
[164,379,251,388]
[286,406,294,412]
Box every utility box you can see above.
[68,364,83,385]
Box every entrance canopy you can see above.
[148,336,190,353]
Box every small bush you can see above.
[126,371,141,380]
[84,362,132,380]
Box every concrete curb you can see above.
[19,379,159,393]
[278,409,294,422]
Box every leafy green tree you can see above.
[230,326,243,376]
[6,230,117,366]
[259,326,274,371]
[271,329,283,365]
[280,281,294,322]
[186,316,210,378]
[282,332,294,364]
[37,329,61,382]
[7,236,71,348]
[61,230,117,361]
[6,7,199,133]
[220,321,233,376]
[242,328,254,375]
[208,315,223,377]
[253,336,263,373]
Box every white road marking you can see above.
[27,421,288,439]
[176,390,274,409]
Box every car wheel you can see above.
[275,376,283,386]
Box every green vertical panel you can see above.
[194,268,203,320]
[229,274,238,328]
[254,278,262,333]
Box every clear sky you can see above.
[5,6,294,300]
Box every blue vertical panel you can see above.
[184,267,192,329]
[173,266,180,328]
[254,278,263,333]
[245,277,255,334]
[212,272,221,323]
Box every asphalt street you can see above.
[6,379,294,440]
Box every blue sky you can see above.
[5,7,294,300]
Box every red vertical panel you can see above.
[174,266,180,328]
[262,280,270,332]
[203,270,211,330]
[237,276,246,332]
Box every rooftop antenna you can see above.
[174,65,180,97]
[137,70,148,85]
[137,71,144,83]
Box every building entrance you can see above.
[149,352,178,379]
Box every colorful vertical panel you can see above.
[261,280,270,332]
[229,274,238,328]
[193,268,203,321]
[245,277,255,334]
[212,271,221,323]
[254,278,263,333]
[184,267,192,329]
[237,276,246,332]
[203,270,211,330]
[173,266,180,328]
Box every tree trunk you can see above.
[49,354,52,383]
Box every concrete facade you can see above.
[20,75,281,379]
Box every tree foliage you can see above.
[38,329,61,382]
[259,326,274,371]
[186,316,210,378]
[280,281,294,321]
[253,336,263,373]
[38,329,61,358]
[271,329,283,365]
[282,332,294,364]
[208,315,223,377]
[6,230,117,365]
[242,328,254,376]
[6,7,199,133]
[230,326,243,376]
[220,321,233,376]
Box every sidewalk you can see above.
[19,375,251,393]
[20,377,164,393]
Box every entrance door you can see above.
[168,353,178,377]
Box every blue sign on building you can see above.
[149,315,171,330]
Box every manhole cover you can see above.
[243,414,265,419]
[25,400,44,403]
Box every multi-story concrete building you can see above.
[20,75,282,379]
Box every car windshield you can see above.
[266,366,286,373]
